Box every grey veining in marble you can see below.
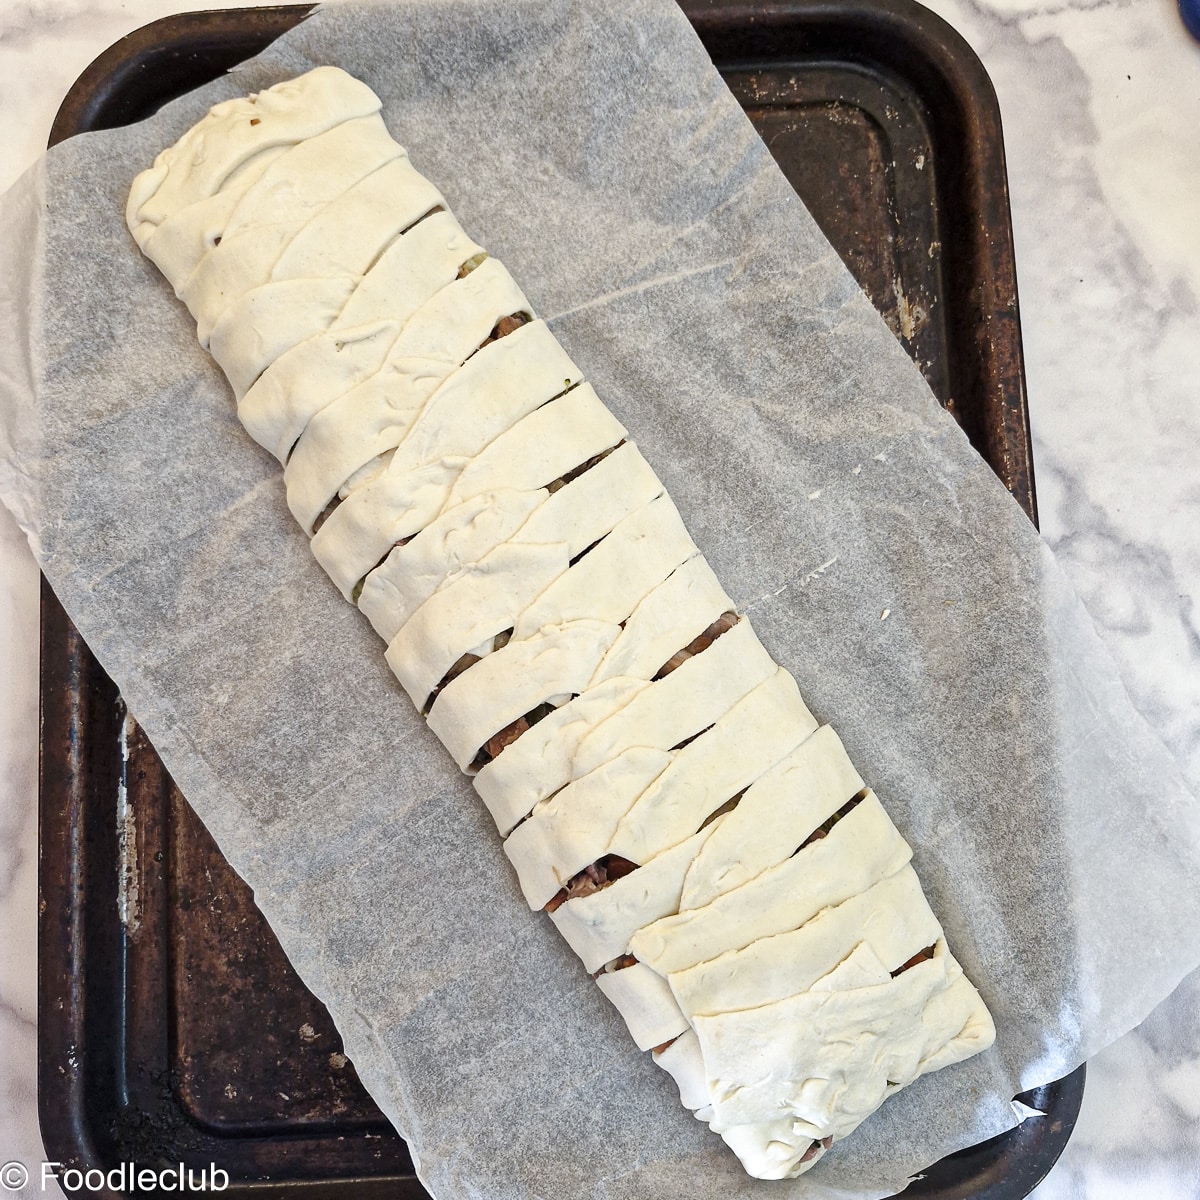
[915,1,1200,1194]
[1,0,1198,1196]
[918,0,1200,788]
[0,497,48,1199]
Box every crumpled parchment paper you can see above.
[2,1,1200,1196]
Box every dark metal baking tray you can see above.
[39,2,1079,1196]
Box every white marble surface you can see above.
[0,0,1197,1196]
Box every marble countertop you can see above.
[1,0,1197,1196]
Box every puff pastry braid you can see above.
[127,66,995,1179]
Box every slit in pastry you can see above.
[654,610,739,679]
[469,698,573,771]
[543,854,640,913]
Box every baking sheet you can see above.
[38,4,1071,1193]
[4,0,1200,1196]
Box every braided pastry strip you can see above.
[127,66,995,1180]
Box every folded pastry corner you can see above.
[127,64,996,1180]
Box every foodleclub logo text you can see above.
[0,1161,230,1192]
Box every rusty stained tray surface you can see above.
[39,1,1079,1196]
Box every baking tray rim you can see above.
[38,1,1073,1196]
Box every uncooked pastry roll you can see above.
[127,65,996,1180]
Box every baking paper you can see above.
[2,1,1200,1195]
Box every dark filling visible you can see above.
[423,651,481,714]
[396,204,446,241]
[654,611,739,679]
[697,790,745,832]
[891,943,938,977]
[794,791,868,853]
[311,496,340,535]
[350,536,413,602]
[591,953,639,979]
[543,854,639,913]
[546,784,746,964]
[456,251,488,278]
[311,309,528,535]
[669,723,713,753]
[476,311,531,351]
[568,534,606,568]
[799,1137,834,1164]
[545,442,622,495]
[468,699,564,771]
[423,629,514,713]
